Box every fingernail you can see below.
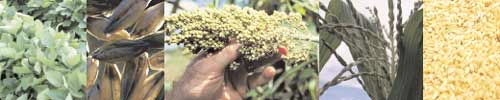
[263,67,276,78]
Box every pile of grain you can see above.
[424,0,500,99]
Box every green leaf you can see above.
[47,88,68,100]
[65,93,73,100]
[31,77,46,86]
[6,94,16,100]
[34,62,42,74]
[388,9,423,100]
[0,85,5,97]
[13,66,31,74]
[25,20,44,35]
[1,33,13,42]
[299,68,315,80]
[0,16,22,34]
[36,48,53,66]
[15,32,29,50]
[36,88,50,100]
[0,62,3,76]
[321,0,390,99]
[0,47,16,58]
[18,13,34,25]
[18,77,33,90]
[64,72,81,92]
[318,0,345,71]
[2,78,17,88]
[66,52,81,67]
[2,5,16,19]
[292,5,306,15]
[308,79,318,100]
[16,93,28,100]
[58,46,80,67]
[33,85,48,93]
[45,70,64,87]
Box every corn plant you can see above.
[318,0,423,100]
[85,0,165,100]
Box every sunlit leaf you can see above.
[65,93,73,100]
[47,88,68,100]
[0,17,22,34]
[0,47,16,58]
[36,88,50,100]
[6,94,16,100]
[45,70,64,87]
[13,66,31,74]
[16,93,28,100]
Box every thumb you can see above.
[189,41,241,75]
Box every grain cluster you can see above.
[166,5,313,62]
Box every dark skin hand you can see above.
[166,41,278,100]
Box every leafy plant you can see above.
[7,0,86,37]
[0,1,86,99]
[318,0,423,99]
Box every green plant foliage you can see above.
[245,57,318,99]
[388,9,423,100]
[0,1,86,100]
[7,0,86,38]
[319,0,392,99]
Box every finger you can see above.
[248,66,276,89]
[212,42,240,68]
[243,52,282,70]
[226,66,248,96]
[196,42,240,73]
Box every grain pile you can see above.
[424,0,500,99]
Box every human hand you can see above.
[166,41,279,100]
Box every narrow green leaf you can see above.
[388,9,423,100]
[318,0,348,71]
[13,66,31,74]
[34,62,42,74]
[308,79,318,100]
